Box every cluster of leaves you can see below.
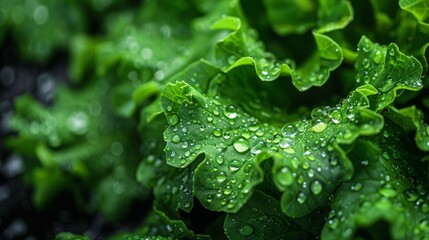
[5,0,429,239]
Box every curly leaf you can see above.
[224,191,308,239]
[399,0,429,22]
[384,106,429,151]
[162,82,382,216]
[110,210,210,240]
[212,16,291,81]
[322,133,429,239]
[355,36,423,111]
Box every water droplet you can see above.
[379,186,397,197]
[405,189,418,202]
[228,160,241,172]
[233,138,250,153]
[311,122,327,133]
[241,130,252,139]
[372,50,382,64]
[279,137,295,149]
[329,110,341,124]
[311,180,323,195]
[282,124,297,137]
[362,58,370,69]
[351,182,362,191]
[224,104,238,119]
[239,224,254,237]
[213,129,222,137]
[297,193,307,204]
[388,47,395,56]
[168,115,179,125]
[171,135,181,143]
[216,172,227,183]
[276,167,294,187]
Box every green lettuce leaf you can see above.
[322,126,429,239]
[355,36,423,111]
[161,81,383,217]
[224,190,308,239]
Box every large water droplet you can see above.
[233,138,250,153]
[276,167,294,187]
[372,50,382,64]
[213,129,222,137]
[362,58,370,69]
[239,224,254,237]
[311,180,323,195]
[216,172,227,183]
[282,124,298,137]
[228,159,241,172]
[169,115,179,125]
[224,104,238,119]
[279,137,295,149]
[171,135,181,143]
[311,122,327,133]
[297,193,307,204]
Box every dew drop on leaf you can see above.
[372,50,382,64]
[276,167,294,187]
[238,224,254,237]
[351,182,362,191]
[213,129,222,137]
[233,138,250,153]
[311,122,327,133]
[297,192,307,204]
[224,104,238,119]
[228,159,241,172]
[388,47,395,56]
[279,137,295,149]
[171,135,181,143]
[282,124,297,137]
[216,172,227,183]
[169,114,179,125]
[362,58,370,69]
[311,180,323,195]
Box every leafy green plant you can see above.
[5,0,429,239]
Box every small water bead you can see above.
[223,185,232,195]
[216,156,225,165]
[233,138,250,153]
[279,137,295,149]
[223,131,231,140]
[276,167,294,187]
[351,182,362,191]
[312,122,327,133]
[169,115,179,125]
[255,129,264,137]
[379,185,397,197]
[224,104,238,119]
[216,172,227,183]
[213,129,222,137]
[311,180,323,195]
[282,124,298,137]
[239,224,254,237]
[171,135,181,143]
[388,47,395,56]
[372,50,382,64]
[362,58,370,69]
[228,160,241,172]
[297,193,307,204]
